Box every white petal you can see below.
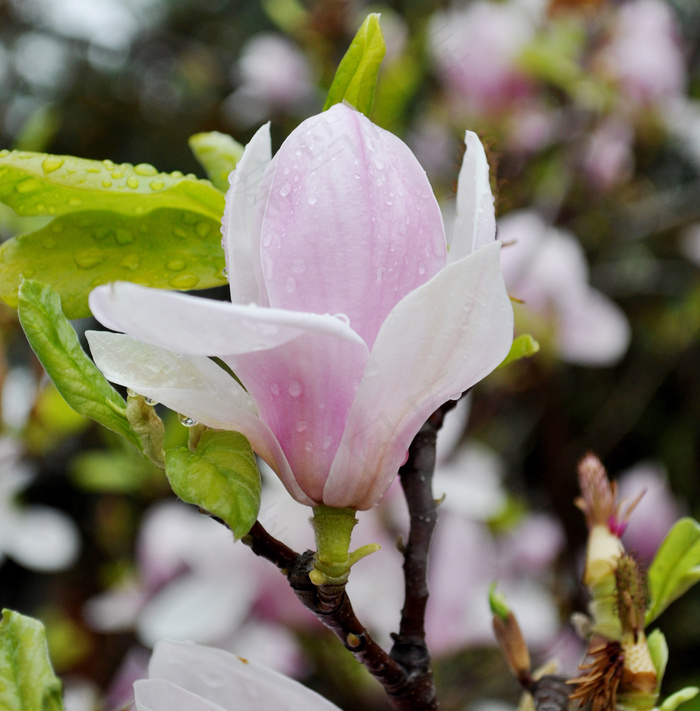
[86,332,312,505]
[449,131,496,263]
[6,506,80,571]
[147,640,342,710]
[89,282,363,357]
[324,243,513,509]
[222,123,271,306]
[134,679,226,711]
[137,574,254,647]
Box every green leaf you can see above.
[165,430,261,539]
[323,13,386,117]
[188,131,244,192]
[498,333,540,369]
[0,609,65,711]
[17,280,140,450]
[0,208,225,318]
[646,518,700,624]
[647,628,669,688]
[660,688,700,711]
[0,150,223,219]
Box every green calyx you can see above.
[309,505,380,586]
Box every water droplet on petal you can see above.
[111,171,123,179]
[41,156,64,174]
[167,259,186,271]
[75,249,106,269]
[127,388,137,397]
[222,266,229,278]
[196,222,210,238]
[291,259,306,274]
[150,179,164,191]
[270,383,280,397]
[144,397,158,406]
[418,262,426,275]
[304,441,314,453]
[284,276,296,294]
[308,194,317,205]
[334,313,350,326]
[126,177,139,189]
[288,380,302,397]
[178,413,198,427]
[101,179,113,188]
[296,421,307,432]
[279,182,291,197]
[115,229,134,245]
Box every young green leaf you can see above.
[647,628,669,688]
[323,13,386,117]
[165,430,261,539]
[646,518,700,624]
[0,609,65,711]
[659,687,700,711]
[188,131,244,192]
[498,333,540,369]
[17,280,141,450]
[0,150,223,219]
[0,208,225,319]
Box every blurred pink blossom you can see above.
[499,211,631,366]
[429,1,536,115]
[582,118,634,190]
[596,0,686,106]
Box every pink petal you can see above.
[231,332,369,502]
[323,242,513,509]
[86,331,312,505]
[449,131,496,263]
[134,679,224,711]
[146,640,342,710]
[221,122,272,306]
[89,282,363,357]
[259,103,447,348]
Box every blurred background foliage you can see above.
[2,0,700,709]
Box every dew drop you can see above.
[307,194,317,205]
[41,156,64,174]
[279,182,291,197]
[178,413,198,427]
[284,276,296,294]
[288,380,302,397]
[102,159,115,170]
[270,383,280,397]
[101,179,113,188]
[222,266,229,278]
[295,420,307,432]
[75,250,106,269]
[150,179,165,191]
[322,436,333,450]
[17,177,42,193]
[120,253,140,271]
[262,232,273,247]
[111,171,123,179]
[169,274,199,289]
[115,229,134,245]
[145,397,158,406]
[304,441,314,453]
[334,313,350,326]
[126,388,137,397]
[376,267,386,281]
[418,262,426,275]
[134,163,158,176]
[126,177,139,189]
[171,170,184,178]
[291,259,306,274]
[167,259,186,271]
[195,222,210,238]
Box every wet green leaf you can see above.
[1,208,225,318]
[165,430,261,539]
[0,150,223,219]
[17,280,140,450]
[323,13,386,117]
[646,518,700,624]
[188,131,244,192]
[0,609,65,711]
[498,333,540,369]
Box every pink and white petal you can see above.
[324,242,513,510]
[261,103,446,348]
[86,332,312,505]
[557,288,631,366]
[449,131,496,263]
[231,332,369,502]
[147,640,342,710]
[222,122,272,306]
[134,679,226,711]
[89,282,364,357]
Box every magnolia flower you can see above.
[87,103,512,510]
[133,640,340,711]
